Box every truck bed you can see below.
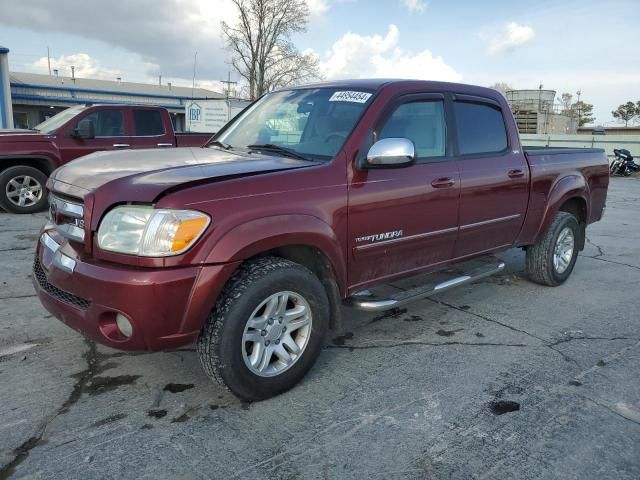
[516,146,609,245]
[175,132,213,148]
[523,146,605,156]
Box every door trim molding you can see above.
[354,226,458,252]
[460,213,521,230]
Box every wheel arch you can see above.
[534,175,589,249]
[203,215,347,330]
[0,155,57,176]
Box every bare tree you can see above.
[489,82,513,97]
[222,0,321,99]
[558,93,573,115]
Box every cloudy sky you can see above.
[0,0,638,124]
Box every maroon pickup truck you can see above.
[0,104,211,213]
[33,80,608,400]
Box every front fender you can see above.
[534,174,589,243]
[204,214,347,293]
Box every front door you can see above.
[451,95,529,259]
[348,94,460,290]
[58,108,132,164]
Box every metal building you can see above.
[9,72,225,131]
[505,89,575,135]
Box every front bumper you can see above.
[33,227,239,351]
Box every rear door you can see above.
[452,95,529,259]
[130,108,175,149]
[58,108,132,163]
[348,94,460,289]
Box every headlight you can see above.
[97,206,210,256]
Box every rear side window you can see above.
[454,101,507,155]
[81,110,125,137]
[134,110,164,136]
[379,100,446,160]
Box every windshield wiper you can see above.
[208,140,232,150]
[247,144,310,161]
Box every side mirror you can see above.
[72,119,95,139]
[364,138,416,169]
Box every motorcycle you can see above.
[610,148,640,176]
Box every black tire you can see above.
[526,211,580,286]
[197,256,330,401]
[0,166,49,214]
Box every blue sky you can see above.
[1,0,638,124]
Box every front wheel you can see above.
[0,166,49,214]
[525,211,580,286]
[197,256,330,401]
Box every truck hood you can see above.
[0,129,52,141]
[0,128,39,135]
[48,146,320,203]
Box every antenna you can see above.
[47,46,51,75]
[192,51,198,98]
[71,65,75,82]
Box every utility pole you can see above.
[220,72,238,121]
[220,72,238,99]
[47,46,51,75]
[71,65,75,83]
[158,74,162,87]
[576,89,582,127]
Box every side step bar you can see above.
[346,260,505,312]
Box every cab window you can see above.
[134,109,164,136]
[453,101,508,155]
[81,110,125,137]
[379,100,446,161]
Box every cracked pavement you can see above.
[1,178,639,479]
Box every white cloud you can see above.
[306,0,330,15]
[319,25,462,82]
[30,53,123,80]
[401,0,427,13]
[485,22,535,55]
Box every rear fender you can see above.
[534,175,589,244]
[204,214,347,295]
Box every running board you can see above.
[346,259,505,312]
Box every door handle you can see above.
[431,177,455,188]
[113,143,130,148]
[157,143,173,147]
[508,169,525,178]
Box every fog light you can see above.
[116,314,133,338]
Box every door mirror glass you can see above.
[72,119,95,139]
[364,138,416,168]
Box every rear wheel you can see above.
[526,211,579,286]
[0,166,49,214]
[197,256,330,401]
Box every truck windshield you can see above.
[33,105,88,134]
[213,88,374,160]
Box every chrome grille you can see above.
[33,258,90,310]
[49,194,85,242]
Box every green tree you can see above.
[611,101,639,127]
[573,100,594,126]
[558,92,595,126]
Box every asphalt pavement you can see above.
[0,178,639,479]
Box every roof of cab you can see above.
[286,78,503,101]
